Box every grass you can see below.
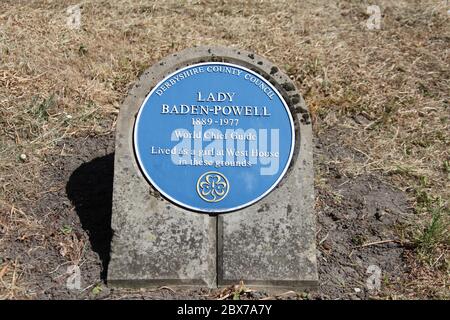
[414,199,449,264]
[0,0,449,299]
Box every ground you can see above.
[0,0,448,299]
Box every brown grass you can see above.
[0,0,449,299]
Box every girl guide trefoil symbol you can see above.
[196,171,229,202]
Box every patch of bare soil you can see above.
[2,135,114,299]
[313,128,414,299]
[3,126,413,299]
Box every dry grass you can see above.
[0,203,37,299]
[0,0,449,299]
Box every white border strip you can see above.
[133,62,296,213]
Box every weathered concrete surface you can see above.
[108,46,317,290]
[107,50,219,288]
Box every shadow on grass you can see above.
[66,153,114,280]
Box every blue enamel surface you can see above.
[134,62,295,213]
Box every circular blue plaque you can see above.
[134,62,295,213]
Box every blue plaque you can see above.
[134,62,295,213]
